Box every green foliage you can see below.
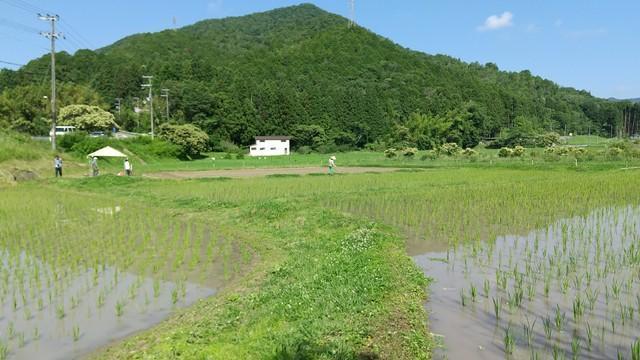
[59,105,118,131]
[158,123,209,159]
[291,124,327,150]
[439,143,461,157]
[384,148,398,158]
[539,132,561,147]
[2,4,635,145]
[402,147,418,159]
[0,83,104,135]
[498,147,514,158]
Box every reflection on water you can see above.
[0,258,215,360]
[414,206,640,359]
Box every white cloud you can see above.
[478,11,514,31]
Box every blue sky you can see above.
[1,0,638,99]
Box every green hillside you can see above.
[1,3,638,148]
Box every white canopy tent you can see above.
[87,146,127,158]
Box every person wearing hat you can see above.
[328,155,337,175]
[124,158,132,176]
[91,157,99,177]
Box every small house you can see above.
[249,136,291,157]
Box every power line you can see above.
[0,59,26,67]
[0,0,46,14]
[1,0,94,49]
[0,16,41,34]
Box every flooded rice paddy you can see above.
[0,189,253,359]
[414,206,640,359]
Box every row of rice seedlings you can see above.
[449,206,640,358]
[0,188,245,353]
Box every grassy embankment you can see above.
[39,165,637,359]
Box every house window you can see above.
[270,147,276,150]
[260,140,265,143]
[281,140,287,143]
[260,148,265,151]
[251,147,257,151]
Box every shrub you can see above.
[212,140,240,153]
[223,153,234,160]
[384,148,398,158]
[58,131,89,151]
[296,146,312,155]
[158,123,209,159]
[462,148,477,157]
[537,132,561,147]
[420,150,439,160]
[235,153,245,160]
[512,146,526,157]
[402,147,418,159]
[608,147,624,158]
[70,137,110,155]
[439,143,461,156]
[498,147,513,158]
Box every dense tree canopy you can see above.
[0,4,638,148]
[59,105,118,131]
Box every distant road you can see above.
[145,166,404,179]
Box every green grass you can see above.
[564,135,610,146]
[5,142,640,359]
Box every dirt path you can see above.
[145,166,404,179]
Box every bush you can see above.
[58,131,89,151]
[315,143,338,154]
[462,148,477,157]
[512,146,526,157]
[364,141,387,152]
[223,153,234,160]
[384,148,398,158]
[402,147,418,159]
[158,123,209,159]
[296,146,312,155]
[439,143,461,156]
[537,132,561,147]
[420,150,439,160]
[235,153,245,160]
[212,140,241,153]
[498,147,513,158]
[70,137,111,155]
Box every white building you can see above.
[249,136,291,157]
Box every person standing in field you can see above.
[54,155,63,177]
[328,155,337,175]
[91,157,99,177]
[124,158,132,176]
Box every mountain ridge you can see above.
[1,3,637,145]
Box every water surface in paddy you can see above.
[414,206,640,359]
[0,263,215,360]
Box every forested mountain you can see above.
[1,3,638,149]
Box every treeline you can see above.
[1,3,638,150]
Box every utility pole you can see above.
[115,98,122,126]
[141,76,154,139]
[133,97,140,131]
[348,0,355,28]
[39,14,62,150]
[161,89,170,121]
